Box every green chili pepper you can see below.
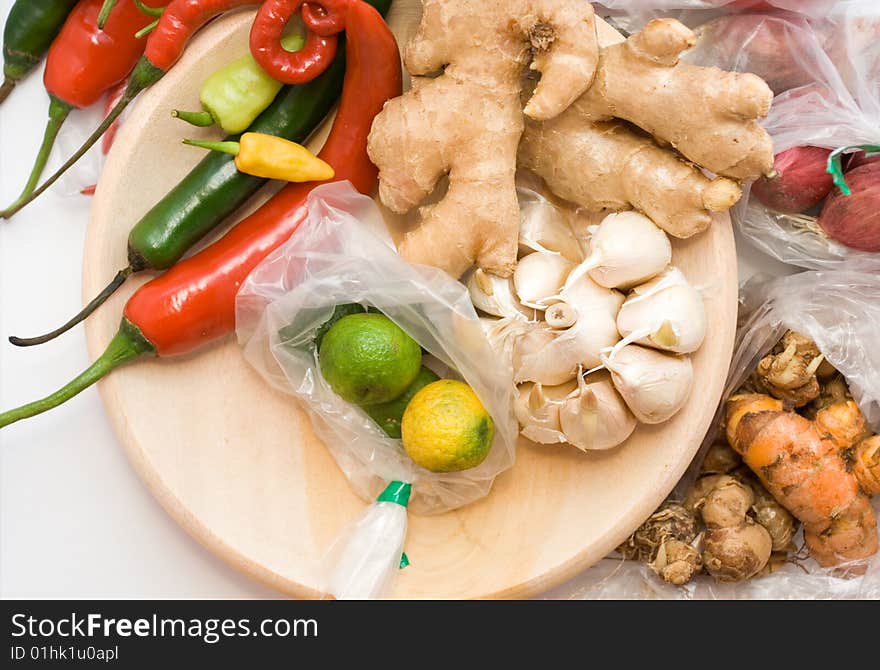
[10,0,396,348]
[1,0,78,104]
[173,32,306,134]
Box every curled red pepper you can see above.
[249,0,350,85]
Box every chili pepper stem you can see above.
[0,58,164,220]
[172,109,216,128]
[133,0,165,17]
[0,78,15,105]
[97,0,119,29]
[0,97,72,217]
[0,319,154,429]
[183,138,241,156]
[135,19,160,39]
[9,267,134,347]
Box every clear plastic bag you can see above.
[597,1,842,30]
[690,4,880,270]
[52,83,130,197]
[236,182,518,598]
[236,181,518,515]
[726,270,880,429]
[546,270,880,599]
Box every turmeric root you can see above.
[367,0,600,278]
[560,19,775,181]
[519,119,742,238]
[699,477,773,582]
[804,373,850,419]
[683,474,773,581]
[753,330,826,407]
[697,443,799,553]
[726,394,880,568]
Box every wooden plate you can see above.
[84,3,737,599]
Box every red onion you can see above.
[846,151,880,171]
[751,146,834,213]
[818,163,880,252]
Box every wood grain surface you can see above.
[83,3,738,599]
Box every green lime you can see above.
[366,366,440,438]
[319,313,422,406]
[313,303,368,349]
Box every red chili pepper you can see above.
[0,0,169,218]
[0,0,401,428]
[249,0,341,85]
[2,0,339,219]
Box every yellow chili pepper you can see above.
[183,132,335,183]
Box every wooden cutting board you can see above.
[83,3,737,599]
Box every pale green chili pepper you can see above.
[172,31,305,134]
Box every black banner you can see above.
[0,599,867,665]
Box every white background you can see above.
[0,0,794,598]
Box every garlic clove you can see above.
[559,372,637,451]
[603,345,694,424]
[560,271,626,316]
[514,380,578,444]
[545,301,577,329]
[616,267,706,354]
[517,187,585,262]
[584,212,672,290]
[513,324,578,386]
[466,268,532,319]
[513,251,574,308]
[514,274,623,385]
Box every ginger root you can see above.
[726,394,880,568]
[520,18,773,239]
[519,119,742,239]
[560,19,774,181]
[367,0,600,278]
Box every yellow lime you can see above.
[401,380,494,473]
[319,313,422,406]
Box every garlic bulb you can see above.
[466,268,531,319]
[514,380,577,444]
[571,211,672,290]
[513,250,574,308]
[513,276,623,385]
[559,373,637,451]
[616,267,706,354]
[517,188,584,262]
[603,345,694,424]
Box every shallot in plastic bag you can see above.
[236,182,517,598]
[597,0,840,32]
[687,5,880,269]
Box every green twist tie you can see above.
[377,481,411,507]
[827,144,880,196]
